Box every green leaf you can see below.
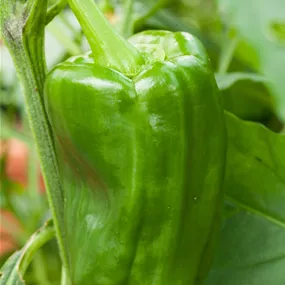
[0,252,24,285]
[206,112,285,285]
[217,0,285,122]
[0,220,55,285]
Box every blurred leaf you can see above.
[269,21,285,43]
[207,112,285,285]
[170,0,221,33]
[46,15,82,57]
[217,0,285,122]
[0,45,24,110]
[0,220,55,285]
[216,73,274,122]
[0,120,32,145]
[133,0,170,29]
[142,7,196,32]
[216,72,267,90]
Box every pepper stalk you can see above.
[67,0,145,74]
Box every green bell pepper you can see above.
[44,0,227,284]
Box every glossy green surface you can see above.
[45,31,226,285]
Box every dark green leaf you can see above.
[216,74,275,123]
[207,112,285,285]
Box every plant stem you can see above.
[1,0,69,276]
[46,0,67,25]
[121,0,134,38]
[67,0,144,74]
[19,221,55,275]
[28,140,39,199]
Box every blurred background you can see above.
[0,0,284,284]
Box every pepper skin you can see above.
[44,30,226,285]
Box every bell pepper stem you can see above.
[67,0,144,74]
